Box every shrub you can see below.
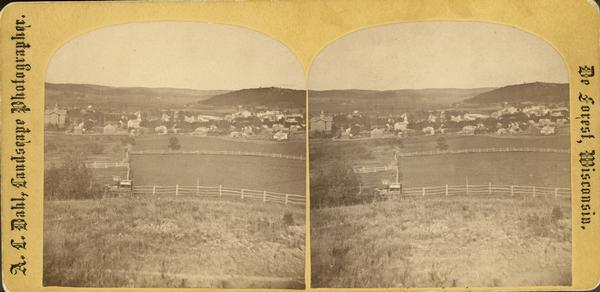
[310,158,361,209]
[551,206,563,223]
[436,137,449,151]
[168,137,181,150]
[283,212,295,226]
[44,152,103,200]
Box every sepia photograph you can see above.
[309,21,571,288]
[43,22,306,288]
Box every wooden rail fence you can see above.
[393,184,570,199]
[397,147,568,157]
[130,150,306,161]
[354,165,396,173]
[85,161,129,168]
[129,184,305,207]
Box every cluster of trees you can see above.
[310,159,361,209]
[45,153,104,200]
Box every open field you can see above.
[359,152,569,189]
[134,135,305,156]
[311,134,569,156]
[44,196,305,288]
[45,133,128,167]
[45,133,306,194]
[311,194,571,288]
[310,135,570,190]
[45,133,305,160]
[130,135,306,195]
[130,154,305,195]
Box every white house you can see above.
[540,125,555,135]
[459,125,476,135]
[161,112,171,122]
[155,125,168,135]
[273,131,289,141]
[103,124,118,134]
[127,112,142,129]
[127,119,141,129]
[422,126,435,136]
[193,127,209,136]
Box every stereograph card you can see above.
[1,1,599,291]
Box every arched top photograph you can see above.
[308,20,571,289]
[43,21,306,289]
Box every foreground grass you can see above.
[44,196,305,288]
[311,195,571,288]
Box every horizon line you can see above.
[45,80,569,92]
[44,81,306,92]
[309,81,569,92]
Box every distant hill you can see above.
[45,83,228,110]
[463,82,568,104]
[308,87,495,113]
[200,87,306,108]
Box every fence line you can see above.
[396,147,568,157]
[387,184,571,199]
[354,165,397,173]
[126,184,305,207]
[129,150,305,161]
[85,161,129,169]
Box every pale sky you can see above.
[47,22,305,90]
[309,21,568,90]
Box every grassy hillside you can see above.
[463,82,568,104]
[311,195,570,287]
[309,87,494,113]
[45,83,228,110]
[44,196,305,288]
[200,87,306,108]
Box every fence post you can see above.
[445,184,448,196]
[510,185,514,197]
[241,189,244,199]
[285,194,289,205]
[153,185,156,196]
[219,184,222,198]
[554,188,558,199]
[422,187,425,197]
[176,184,179,196]
[488,182,492,195]
[263,190,267,202]
[532,186,536,197]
